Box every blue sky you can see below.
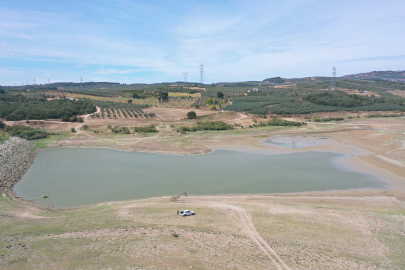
[1,0,404,85]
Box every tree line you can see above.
[0,93,96,121]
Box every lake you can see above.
[14,147,385,208]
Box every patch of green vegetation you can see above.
[313,117,345,122]
[177,121,234,133]
[256,118,306,127]
[2,124,48,140]
[223,82,405,115]
[91,99,150,118]
[366,113,404,118]
[0,94,96,121]
[111,126,131,134]
[134,125,158,133]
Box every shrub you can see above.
[258,118,306,127]
[3,124,48,140]
[187,111,197,119]
[61,115,70,122]
[70,116,78,122]
[71,127,76,132]
[177,121,233,132]
[210,105,217,110]
[313,117,344,122]
[134,125,158,133]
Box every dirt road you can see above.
[200,201,291,270]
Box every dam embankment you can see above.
[0,137,37,196]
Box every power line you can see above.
[200,64,204,84]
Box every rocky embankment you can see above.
[0,137,36,196]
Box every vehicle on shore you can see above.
[180,210,195,216]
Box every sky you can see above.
[1,0,405,85]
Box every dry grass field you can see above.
[1,192,405,269]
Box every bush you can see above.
[0,120,5,129]
[127,99,133,103]
[177,121,234,132]
[187,111,197,119]
[258,118,306,127]
[206,98,213,105]
[82,125,89,130]
[313,117,344,122]
[158,91,169,102]
[61,115,70,122]
[217,91,224,98]
[3,124,48,140]
[210,105,217,110]
[71,127,76,132]
[134,125,158,133]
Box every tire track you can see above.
[195,201,290,270]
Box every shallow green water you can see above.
[14,147,385,208]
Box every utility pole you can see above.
[200,64,204,85]
[331,66,336,93]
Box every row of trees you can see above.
[224,88,405,115]
[90,100,150,119]
[303,91,386,108]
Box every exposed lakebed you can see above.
[261,135,333,148]
[14,147,385,208]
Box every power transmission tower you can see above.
[80,77,83,83]
[331,66,336,93]
[48,79,50,85]
[183,72,188,83]
[200,64,204,84]
[33,77,35,85]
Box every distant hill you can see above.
[342,71,405,82]
[263,77,285,83]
